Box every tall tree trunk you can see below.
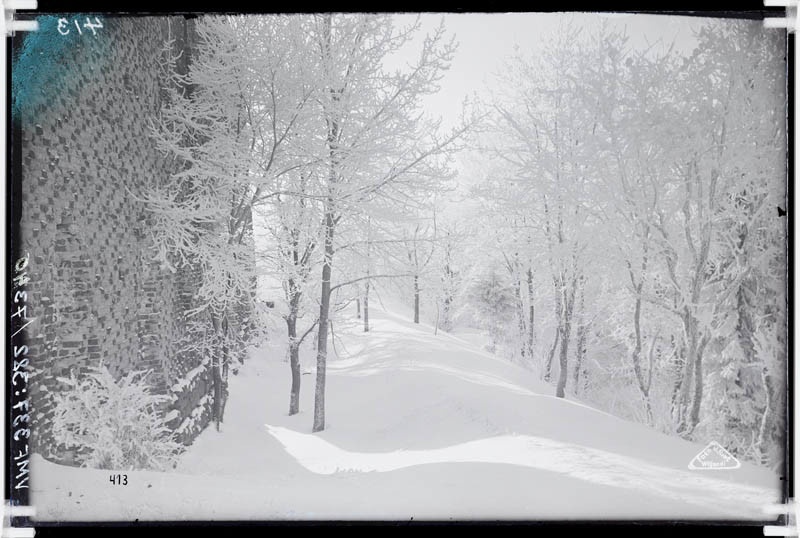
[513,271,526,360]
[364,217,371,332]
[758,370,782,464]
[736,279,764,447]
[677,309,698,434]
[413,274,420,324]
[629,281,653,422]
[631,286,644,386]
[313,208,334,433]
[440,242,454,332]
[573,279,586,395]
[555,273,576,399]
[212,355,222,431]
[356,298,361,319]
[555,321,571,398]
[545,331,558,382]
[526,267,535,360]
[220,314,230,422]
[287,310,301,416]
[363,275,370,333]
[644,337,656,425]
[572,332,584,395]
[688,335,708,431]
[736,281,757,359]
[209,313,224,431]
[554,282,574,399]
[544,275,562,382]
[679,161,713,435]
[314,14,337,434]
[288,339,301,415]
[756,368,771,462]
[441,292,452,331]
[670,336,686,424]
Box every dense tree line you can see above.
[148,14,786,470]
[148,14,466,432]
[461,20,786,468]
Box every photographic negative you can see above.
[8,11,789,523]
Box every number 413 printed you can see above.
[57,16,103,36]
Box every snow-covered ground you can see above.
[31,307,782,522]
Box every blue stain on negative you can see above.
[12,14,110,121]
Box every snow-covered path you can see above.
[265,424,773,518]
[31,307,782,522]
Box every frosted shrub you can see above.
[463,268,516,353]
[51,365,183,471]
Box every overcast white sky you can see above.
[388,12,705,131]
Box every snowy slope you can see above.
[31,307,782,522]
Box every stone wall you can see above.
[14,16,236,461]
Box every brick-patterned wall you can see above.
[16,16,234,462]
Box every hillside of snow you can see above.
[31,306,782,522]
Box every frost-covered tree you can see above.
[434,220,467,333]
[307,14,466,432]
[257,168,322,416]
[566,24,679,423]
[147,15,320,427]
[464,267,517,353]
[469,156,539,364]
[657,22,787,454]
[488,24,596,397]
[403,211,438,325]
[467,18,785,467]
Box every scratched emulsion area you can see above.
[12,15,107,121]
[13,16,242,465]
